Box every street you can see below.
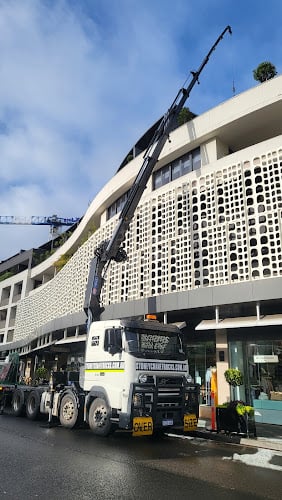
[0,413,281,500]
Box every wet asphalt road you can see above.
[0,413,281,500]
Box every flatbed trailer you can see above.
[0,356,50,417]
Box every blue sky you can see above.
[0,0,281,261]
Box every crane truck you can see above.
[0,27,231,437]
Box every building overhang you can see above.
[55,335,86,345]
[196,314,282,330]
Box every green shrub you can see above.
[224,368,243,387]
[0,271,14,282]
[35,367,48,380]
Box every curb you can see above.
[240,436,282,452]
[194,428,282,452]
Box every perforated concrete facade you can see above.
[1,75,281,347]
[13,137,282,342]
[104,140,282,297]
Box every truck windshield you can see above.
[124,328,185,360]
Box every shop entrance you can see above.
[229,331,282,425]
[187,341,216,405]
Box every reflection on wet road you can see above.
[0,414,281,499]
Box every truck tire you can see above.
[0,397,4,414]
[26,390,41,420]
[59,393,79,429]
[88,397,112,436]
[11,388,25,417]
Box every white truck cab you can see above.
[82,318,199,436]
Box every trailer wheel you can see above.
[59,393,78,429]
[26,390,41,420]
[88,398,112,436]
[11,388,25,417]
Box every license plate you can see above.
[162,419,173,426]
[132,416,153,436]
[184,413,198,432]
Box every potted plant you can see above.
[224,368,243,400]
[34,366,48,385]
[230,401,255,436]
[216,369,256,437]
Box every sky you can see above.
[0,0,281,262]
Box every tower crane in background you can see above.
[0,215,81,239]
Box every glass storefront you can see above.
[187,341,216,405]
[246,340,282,404]
[229,335,282,425]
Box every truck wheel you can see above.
[26,390,41,420]
[11,389,25,417]
[0,398,4,415]
[88,397,112,436]
[59,393,78,429]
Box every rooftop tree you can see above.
[253,61,277,83]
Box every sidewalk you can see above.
[195,419,282,452]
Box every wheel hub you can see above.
[63,401,74,421]
[29,398,36,411]
[94,407,107,427]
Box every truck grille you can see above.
[156,376,183,409]
[131,379,199,425]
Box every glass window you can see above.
[182,153,192,175]
[104,328,122,352]
[172,160,182,180]
[154,170,163,190]
[107,192,128,219]
[161,165,171,186]
[192,147,201,170]
[246,341,282,403]
[153,147,201,190]
[108,205,116,218]
[116,193,127,213]
[124,327,185,360]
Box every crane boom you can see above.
[84,26,232,322]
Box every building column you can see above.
[216,329,230,404]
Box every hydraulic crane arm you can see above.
[84,26,232,322]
